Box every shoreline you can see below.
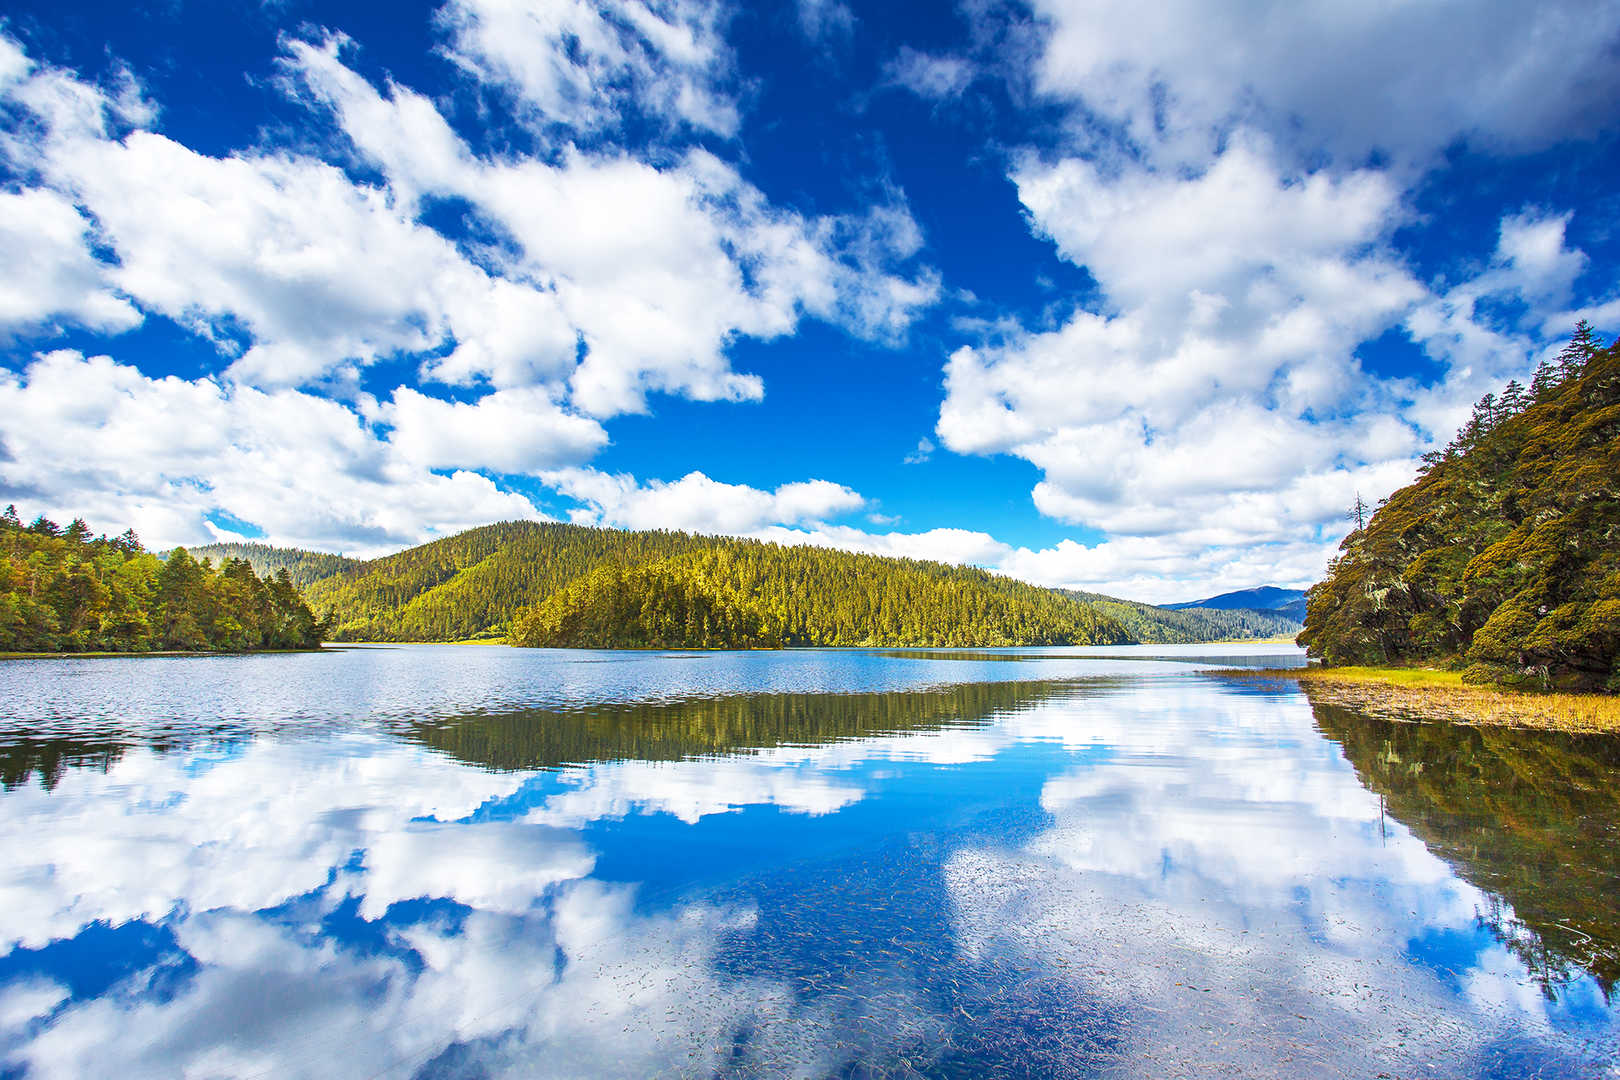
[1214,665,1620,735]
[0,647,326,661]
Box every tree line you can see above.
[0,508,327,653]
[1300,323,1619,689]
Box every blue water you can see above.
[0,644,1614,1078]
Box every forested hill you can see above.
[238,520,1292,648]
[187,543,359,589]
[1300,324,1620,690]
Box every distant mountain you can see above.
[1064,591,1302,642]
[195,521,1300,647]
[1166,586,1308,622]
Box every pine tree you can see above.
[1556,319,1603,379]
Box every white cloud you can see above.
[544,467,864,534]
[0,350,553,555]
[1027,0,1620,165]
[0,189,139,337]
[929,138,1445,594]
[286,35,938,413]
[884,47,974,100]
[796,0,855,43]
[380,386,607,474]
[4,46,582,393]
[922,118,1619,599]
[2,31,936,420]
[439,0,741,139]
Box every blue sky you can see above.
[1,0,1617,602]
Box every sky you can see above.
[1,0,1618,604]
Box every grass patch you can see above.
[1215,665,1620,734]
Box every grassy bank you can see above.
[1216,665,1620,734]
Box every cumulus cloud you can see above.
[0,350,550,555]
[0,189,139,337]
[1026,0,1620,165]
[438,0,740,138]
[380,386,608,474]
[287,33,938,412]
[2,30,936,412]
[543,466,864,534]
[924,80,1620,598]
[890,1,1620,598]
[928,137,1453,593]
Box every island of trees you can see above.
[1300,324,1619,690]
[0,509,326,654]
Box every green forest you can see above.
[507,544,1136,648]
[1300,324,1620,689]
[236,520,1297,648]
[0,509,326,654]
[188,542,360,588]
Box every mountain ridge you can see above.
[1166,585,1308,622]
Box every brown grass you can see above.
[1215,665,1620,734]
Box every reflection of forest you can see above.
[0,680,1085,793]
[1,737,133,791]
[410,679,1082,773]
[1311,694,1620,998]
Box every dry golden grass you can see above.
[1217,666,1620,734]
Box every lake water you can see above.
[0,644,1616,1078]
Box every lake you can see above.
[0,644,1616,1078]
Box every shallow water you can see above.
[0,644,1615,1078]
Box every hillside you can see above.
[1166,586,1308,622]
[187,542,360,589]
[243,520,1291,648]
[1300,325,1620,689]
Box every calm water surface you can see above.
[0,644,1615,1078]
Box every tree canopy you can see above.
[0,509,327,653]
[1299,325,1620,689]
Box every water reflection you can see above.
[1312,697,1620,998]
[0,647,1613,1078]
[411,678,1079,771]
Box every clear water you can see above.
[0,644,1615,1078]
